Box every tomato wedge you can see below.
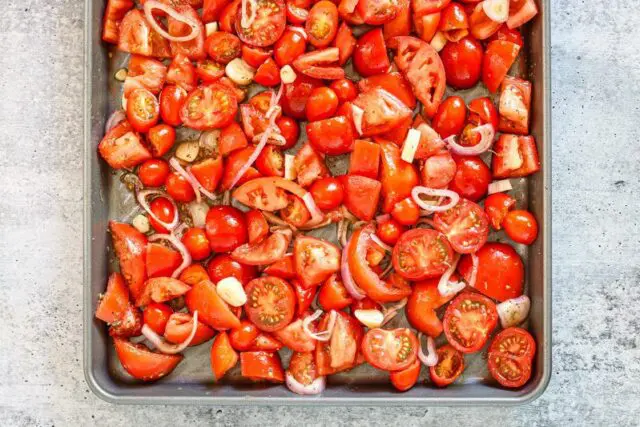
[294,235,341,288]
[432,198,490,254]
[98,121,151,170]
[114,338,182,381]
[358,72,416,110]
[352,88,413,137]
[349,139,381,179]
[294,143,330,187]
[210,331,238,380]
[487,327,536,388]
[184,280,241,329]
[180,83,238,130]
[318,274,353,311]
[378,139,419,212]
[231,229,292,265]
[288,352,320,386]
[362,328,419,371]
[164,312,215,346]
[95,272,142,338]
[235,0,287,47]
[429,344,464,387]
[244,276,296,332]
[109,221,147,301]
[136,277,191,307]
[240,351,285,382]
[390,359,421,391]
[443,292,498,353]
[392,228,454,281]
[273,317,317,352]
[315,311,363,375]
[102,0,134,44]
[339,175,382,221]
[483,40,521,93]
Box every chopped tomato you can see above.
[292,47,346,80]
[288,352,320,386]
[488,24,524,46]
[358,72,416,110]
[274,28,308,67]
[378,139,419,212]
[96,272,142,338]
[254,58,281,87]
[353,29,391,77]
[219,122,249,156]
[406,277,455,337]
[118,10,171,58]
[281,74,323,119]
[507,0,538,29]
[248,333,284,351]
[98,121,151,169]
[219,0,241,33]
[294,143,330,187]
[124,55,167,97]
[329,78,358,103]
[244,276,296,332]
[468,3,501,39]
[306,116,355,155]
[164,312,215,346]
[306,1,339,48]
[185,280,241,329]
[294,235,341,288]
[498,76,532,134]
[280,195,311,227]
[205,206,247,252]
[432,96,467,139]
[421,151,457,189]
[205,32,242,64]
[221,146,263,191]
[165,172,196,202]
[235,0,287,47]
[273,317,317,352]
[438,2,469,42]
[142,302,173,335]
[349,139,381,179]
[334,22,356,65]
[229,320,261,351]
[109,221,147,301]
[483,40,521,93]
[242,45,273,68]
[390,359,421,391]
[487,327,535,387]
[414,11,440,42]
[467,96,499,130]
[429,344,464,386]
[491,134,540,178]
[448,155,491,202]
[210,332,238,380]
[182,227,212,261]
[318,274,353,310]
[207,253,257,285]
[245,209,269,244]
[264,254,297,280]
[231,230,291,265]
[190,157,223,193]
[316,311,362,375]
[126,88,159,133]
[232,176,289,211]
[412,0,450,16]
[145,243,182,279]
[202,0,232,22]
[376,216,406,246]
[309,177,344,211]
[392,228,454,280]
[362,328,418,371]
[293,279,316,316]
[160,85,188,127]
[168,5,206,60]
[432,198,490,254]
[484,192,516,230]
[114,338,182,381]
[255,145,284,178]
[443,292,498,353]
[147,124,176,157]
[180,83,238,130]
[339,175,382,221]
[240,351,285,382]
[306,87,339,122]
[391,197,420,226]
[195,59,225,82]
[166,54,197,92]
[135,277,191,307]
[353,88,413,137]
[287,1,310,24]
[102,0,134,44]
[357,0,401,25]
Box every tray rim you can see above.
[82,0,552,406]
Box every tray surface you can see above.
[83,0,551,405]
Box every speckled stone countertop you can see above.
[0,0,638,425]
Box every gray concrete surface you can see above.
[0,0,638,425]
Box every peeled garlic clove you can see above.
[132,214,150,234]
[497,295,531,328]
[225,58,255,86]
[216,277,247,307]
[280,65,297,84]
[354,309,384,329]
[175,141,200,163]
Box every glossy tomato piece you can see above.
[503,210,538,245]
[254,57,281,87]
[147,124,176,157]
[316,311,363,375]
[219,122,249,156]
[280,195,311,227]
[491,134,539,179]
[242,45,273,68]
[180,84,238,130]
[443,292,498,353]
[432,96,467,138]
[264,254,297,280]
[294,235,341,287]
[353,29,390,77]
[114,338,182,381]
[468,96,499,130]
[414,10,440,42]
[274,28,307,67]
[448,155,491,202]
[353,88,413,137]
[306,116,355,155]
[378,140,418,212]
[148,196,176,233]
[507,0,538,29]
[339,175,382,221]
[390,359,421,391]
[432,198,490,254]
[384,0,411,40]
[118,10,171,58]
[392,228,453,280]
[390,196,420,226]
[306,87,339,122]
[412,0,450,15]
[498,76,532,135]
[109,221,147,300]
[334,22,357,65]
[205,32,242,64]
[293,143,330,187]
[483,40,521,93]
[205,206,247,252]
[135,277,190,307]
[440,36,483,89]
[123,55,166,98]
[240,351,285,382]
[235,0,286,47]
[376,216,406,246]
[229,320,261,351]
[318,274,353,311]
[166,53,197,92]
[362,328,419,371]
[195,59,225,83]
[138,159,170,187]
[145,243,182,279]
[484,192,516,229]
[221,146,263,191]
[357,0,400,25]
[210,331,238,380]
[358,72,416,110]
[255,145,284,177]
[469,2,501,40]
[281,74,322,119]
[219,0,241,33]
[244,276,296,332]
[306,1,339,48]
[143,302,173,335]
[182,227,212,260]
[96,272,142,338]
[98,121,151,170]
[421,151,457,189]
[231,229,291,265]
[429,344,464,387]
[164,312,215,346]
[273,317,317,352]
[488,24,524,47]
[165,172,196,203]
[487,327,535,388]
[160,85,188,127]
[438,2,469,42]
[287,352,320,386]
[287,0,310,24]
[406,277,456,337]
[185,280,241,329]
[292,47,346,80]
[102,0,134,44]
[330,78,358,103]
[293,279,316,316]
[208,253,257,285]
[349,139,380,179]
[178,264,210,286]
[276,116,300,149]
[310,177,344,211]
[167,5,206,60]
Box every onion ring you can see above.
[417,333,438,367]
[437,254,465,297]
[341,235,366,300]
[285,372,326,395]
[143,0,201,42]
[445,124,495,156]
[411,186,460,212]
[105,110,126,133]
[240,0,258,28]
[370,233,392,252]
[136,189,180,232]
[467,253,479,289]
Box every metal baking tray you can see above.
[83,0,551,405]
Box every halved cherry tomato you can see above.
[306,87,339,122]
[242,45,273,68]
[126,88,159,133]
[358,72,416,110]
[498,76,531,135]
[433,198,489,254]
[458,242,524,302]
[390,197,420,226]
[287,1,310,24]
[349,139,380,179]
[306,1,339,48]
[318,274,353,310]
[414,11,440,42]
[102,0,134,44]
[229,320,260,350]
[96,272,142,337]
[273,317,317,352]
[195,59,225,82]
[136,277,191,307]
[484,192,516,230]
[294,235,341,288]
[118,10,171,58]
[164,312,215,345]
[254,58,281,87]
[180,83,238,130]
[487,327,535,388]
[491,134,540,178]
[339,175,382,221]
[249,333,283,351]
[205,206,247,253]
[440,36,483,89]
[310,177,344,211]
[211,331,238,380]
[281,74,322,119]
[181,227,212,260]
[235,0,286,47]
[292,278,316,315]
[448,155,491,202]
[280,195,311,227]
[357,0,400,25]
[208,254,257,285]
[353,29,390,77]
[219,0,240,33]
[429,344,464,386]
[255,145,284,178]
[244,276,296,332]
[443,292,498,353]
[483,40,521,93]
[205,32,241,64]
[390,359,421,391]
[334,22,356,65]
[160,85,188,127]
[166,53,197,92]
[165,172,196,203]
[114,338,182,381]
[432,96,467,138]
[406,277,456,337]
[143,302,173,335]
[294,143,330,187]
[231,229,291,265]
[276,116,300,149]
[376,216,405,246]
[138,159,170,187]
[149,196,177,233]
[306,116,355,155]
[185,280,241,329]
[421,151,457,189]
[287,352,320,385]
[362,328,418,371]
[109,221,147,300]
[392,228,453,280]
[147,124,176,158]
[167,5,206,60]
[316,311,363,375]
[274,28,308,67]
[145,243,182,279]
[467,96,499,130]
[378,140,419,213]
[439,2,469,42]
[241,351,285,382]
[329,78,358,103]
[503,210,538,245]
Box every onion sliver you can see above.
[148,233,192,278]
[302,192,325,227]
[286,372,326,395]
[341,235,366,300]
[143,0,201,42]
[438,254,465,297]
[302,310,337,341]
[445,124,495,155]
[483,0,509,23]
[240,0,258,28]
[136,189,180,232]
[288,26,308,40]
[105,110,126,133]
[417,333,438,367]
[188,200,209,228]
[141,311,199,354]
[351,104,364,135]
[381,298,408,326]
[411,186,460,212]
[169,157,202,203]
[487,179,513,195]
[370,233,392,252]
[467,253,479,289]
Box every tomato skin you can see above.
[491,134,540,178]
[165,172,196,203]
[96,272,142,338]
[148,197,176,233]
[113,338,182,381]
[123,55,167,98]
[306,1,339,48]
[195,59,225,83]
[205,206,247,253]
[389,197,419,226]
[244,276,296,332]
[468,2,501,40]
[376,216,405,246]
[362,328,419,371]
[254,58,281,87]
[160,85,187,127]
[334,22,357,65]
[432,96,467,138]
[443,292,498,354]
[390,359,421,391]
[166,53,197,92]
[287,1,310,24]
[109,221,148,301]
[138,159,170,188]
[439,2,469,42]
[219,0,240,33]
[358,72,417,110]
[164,312,215,346]
[349,139,380,179]
[178,264,210,287]
[406,278,455,337]
[488,327,535,388]
[310,177,344,211]
[102,0,134,44]
[255,145,284,177]
[182,228,212,260]
[292,279,316,316]
[185,280,241,329]
[379,140,419,213]
[306,87,339,122]
[294,143,330,187]
[241,351,285,382]
[392,228,454,280]
[219,122,249,156]
[448,155,491,202]
[468,96,499,129]
[211,331,238,380]
[126,88,159,133]
[412,0,450,16]
[208,254,257,285]
[146,124,175,157]
[246,209,269,244]
[498,76,532,135]
[433,198,490,254]
[190,157,223,193]
[274,29,308,67]
[307,116,355,156]
[503,210,538,245]
[488,24,524,47]
[229,320,261,351]
[339,175,382,221]
[287,352,320,385]
[440,36,483,89]
[294,235,341,287]
[329,79,358,103]
[484,192,516,230]
[483,40,521,93]
[357,0,401,25]
[275,116,300,149]
[145,243,182,279]
[241,45,273,68]
[231,229,292,265]
[429,344,464,387]
[143,303,173,335]
[180,83,238,130]
[353,29,391,77]
[205,32,242,64]
[281,74,323,119]
[414,11,440,42]
[507,0,538,29]
[318,274,353,310]
[118,9,171,58]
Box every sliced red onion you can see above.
[229,133,268,190]
[487,179,513,195]
[302,192,325,227]
[445,124,495,155]
[286,372,326,395]
[188,201,209,228]
[303,310,337,341]
[411,186,460,212]
[253,131,287,146]
[337,219,348,247]
[341,235,366,300]
[467,253,479,289]
[351,104,364,135]
[497,295,531,328]
[149,233,192,278]
[105,110,126,133]
[438,254,465,297]
[417,333,438,367]
[169,157,202,203]
[240,0,258,28]
[141,311,199,354]
[370,233,392,252]
[143,0,201,42]
[375,214,390,223]
[136,189,180,232]
[381,298,408,326]
[483,0,509,22]
[288,26,308,40]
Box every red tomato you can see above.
[229,320,260,351]
[378,140,418,212]
[181,228,212,260]
[235,0,286,47]
[180,84,238,130]
[488,24,524,47]
[318,274,353,310]
[242,45,273,68]
[126,88,159,133]
[287,352,320,385]
[273,318,317,352]
[491,134,540,178]
[166,53,196,92]
[433,198,490,254]
[113,338,182,381]
[231,229,292,265]
[208,254,257,285]
[167,5,205,60]
[245,276,296,332]
[178,264,210,286]
[467,96,499,130]
[164,312,215,346]
[202,0,230,22]
[384,0,410,40]
[448,155,491,201]
[468,3,501,40]
[412,0,450,16]
[195,59,225,82]
[357,0,401,25]
[145,243,182,279]
[143,303,173,335]
[362,328,418,371]
[95,273,142,337]
[349,139,380,179]
[287,1,310,24]
[306,116,355,155]
[219,0,240,33]
[421,151,457,189]
[205,32,241,64]
[334,22,357,65]
[123,55,167,98]
[146,124,175,157]
[254,58,281,87]
[390,197,420,226]
[429,344,464,386]
[329,79,358,103]
[219,122,249,156]
[414,11,440,42]
[484,192,516,229]
[165,172,195,203]
[185,280,241,329]
[390,359,421,391]
[507,0,538,29]
[264,254,297,280]
[205,206,247,253]
[210,332,238,380]
[221,146,263,191]
[159,85,187,127]
[274,29,307,67]
[245,209,269,244]
[190,157,223,193]
[135,277,190,307]
[315,311,363,375]
[293,143,330,187]
[439,2,469,42]
[232,177,289,211]
[138,159,169,188]
[109,222,148,300]
[306,1,339,48]
[503,210,538,245]
[276,116,300,149]
[443,292,498,353]
[118,10,171,58]
[310,177,344,211]
[292,279,315,315]
[280,195,311,227]
[432,96,467,138]
[292,47,346,80]
[376,216,405,246]
[483,40,521,93]
[339,175,382,221]
[240,351,285,382]
[392,228,453,280]
[406,278,455,337]
[306,87,339,122]
[353,88,413,136]
[281,74,322,119]
[353,29,390,77]
[488,327,535,388]
[498,76,532,135]
[255,145,284,177]
[294,235,341,287]
[440,36,483,89]
[148,197,176,233]
[357,72,416,110]
[102,0,134,44]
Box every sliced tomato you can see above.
[210,331,238,380]
[229,320,261,350]
[189,157,222,193]
[318,274,353,311]
[406,277,456,337]
[221,146,263,191]
[293,143,330,187]
[98,121,151,169]
[390,359,421,391]
[443,292,498,353]
[392,228,453,280]
[483,40,521,93]
[353,29,390,77]
[488,24,524,46]
[467,96,499,130]
[177,264,209,287]
[124,55,167,98]
[166,53,197,92]
[219,122,249,156]
[109,221,147,301]
[306,116,355,156]
[195,59,225,83]
[316,311,363,375]
[242,45,273,68]
[412,0,450,15]
[349,139,381,179]
[205,205,248,252]
[118,9,171,58]
[498,76,531,134]
[507,0,538,29]
[352,88,413,137]
[244,276,296,332]
[280,195,311,227]
[249,333,283,351]
[339,175,382,221]
[143,302,173,335]
[180,83,238,130]
[255,145,284,177]
[378,139,418,212]
[469,3,501,40]
[384,0,410,40]
[274,28,308,67]
[414,11,440,42]
[207,254,257,285]
[232,177,290,212]
[164,312,215,346]
[488,327,535,388]
[357,0,400,25]
[306,0,339,48]
[429,344,464,387]
[205,32,242,64]
[358,73,416,110]
[136,277,191,307]
[273,317,317,352]
[185,280,241,329]
[263,254,296,280]
[245,209,269,244]
[114,338,182,381]
[288,352,320,386]
[254,57,281,87]
[292,47,346,80]
[235,0,287,47]
[362,328,418,371]
[126,88,159,133]
[294,235,341,288]
[432,198,490,254]
[240,351,285,382]
[102,0,134,44]
[287,1,310,24]
[220,0,241,33]
[160,85,188,127]
[231,230,291,265]
[439,2,469,42]
[334,22,356,65]
[203,0,231,22]
[491,134,540,178]
[168,5,206,59]
[281,74,323,119]
[96,273,142,338]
